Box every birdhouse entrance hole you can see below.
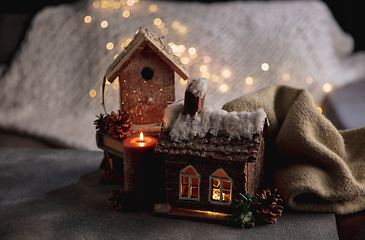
[141,67,154,80]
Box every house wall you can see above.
[119,45,175,125]
[246,140,265,196]
[164,155,250,214]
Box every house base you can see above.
[153,207,230,225]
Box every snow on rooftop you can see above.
[163,103,268,142]
[186,77,208,98]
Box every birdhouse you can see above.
[103,27,189,133]
[154,77,269,217]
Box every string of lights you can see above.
[85,0,332,112]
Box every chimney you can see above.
[183,77,208,116]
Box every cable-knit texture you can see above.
[0,0,364,149]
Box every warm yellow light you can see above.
[245,77,253,85]
[126,38,133,45]
[188,47,196,55]
[283,73,290,81]
[106,42,114,50]
[201,72,210,79]
[123,10,130,18]
[149,4,157,12]
[180,78,187,85]
[203,56,211,63]
[212,75,220,82]
[222,69,231,79]
[93,1,100,8]
[178,45,185,52]
[168,42,175,47]
[154,18,162,26]
[172,21,180,29]
[189,53,197,59]
[161,28,168,35]
[113,82,119,90]
[212,188,220,201]
[101,20,108,28]
[178,25,187,34]
[323,83,332,92]
[200,65,208,73]
[121,42,127,49]
[261,63,269,71]
[181,57,189,65]
[84,15,92,23]
[157,22,165,29]
[317,106,323,114]
[89,90,97,97]
[101,1,108,8]
[120,0,127,5]
[306,77,314,84]
[113,2,121,9]
[171,45,178,52]
[220,84,229,92]
[114,54,119,59]
[138,132,145,146]
[126,0,134,6]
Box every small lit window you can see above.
[210,169,232,204]
[180,165,200,201]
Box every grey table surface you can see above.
[0,147,339,239]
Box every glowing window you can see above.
[210,169,232,204]
[180,165,200,201]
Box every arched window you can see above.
[209,168,232,204]
[180,165,200,201]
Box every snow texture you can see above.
[163,103,267,142]
[186,77,208,98]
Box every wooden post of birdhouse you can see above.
[183,77,208,116]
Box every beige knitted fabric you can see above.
[0,0,365,149]
[223,85,365,214]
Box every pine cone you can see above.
[108,190,141,211]
[109,190,124,211]
[106,110,132,140]
[94,113,107,132]
[251,189,284,224]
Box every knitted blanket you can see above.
[223,85,365,214]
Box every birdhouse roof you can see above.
[104,27,189,83]
[155,105,269,163]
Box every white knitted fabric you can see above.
[0,0,364,150]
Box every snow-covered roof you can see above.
[163,103,268,142]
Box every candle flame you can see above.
[140,132,144,141]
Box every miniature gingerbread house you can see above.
[155,77,269,214]
[102,27,188,131]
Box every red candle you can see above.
[123,132,157,150]
[123,133,160,202]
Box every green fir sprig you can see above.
[227,192,257,228]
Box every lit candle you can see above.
[123,132,157,148]
[123,133,163,204]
